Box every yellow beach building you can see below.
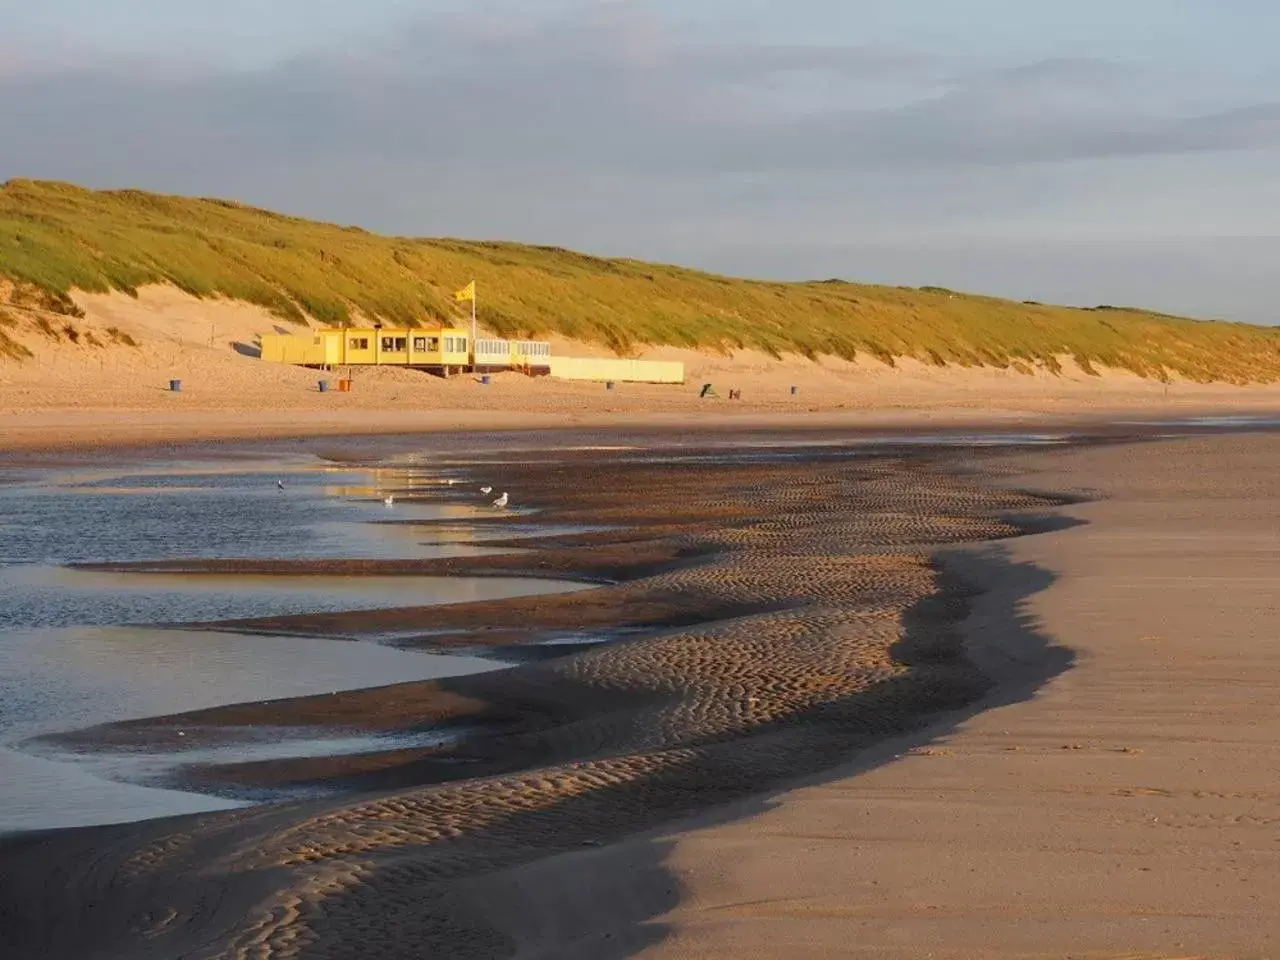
[259,326,685,383]
[260,327,553,376]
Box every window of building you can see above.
[413,337,427,351]
[350,337,368,350]
[381,336,395,352]
[393,337,407,352]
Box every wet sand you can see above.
[560,434,1280,959]
[2,432,1278,957]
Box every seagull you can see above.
[492,492,509,509]
[276,480,284,490]
[384,494,395,506]
[480,486,493,495]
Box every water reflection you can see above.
[1,565,584,630]
[0,627,499,832]
[0,454,585,832]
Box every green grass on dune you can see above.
[3,178,1279,382]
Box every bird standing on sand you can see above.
[481,486,493,495]
[492,492,509,509]
[384,494,395,506]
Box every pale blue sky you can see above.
[3,1,1280,321]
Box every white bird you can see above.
[384,494,395,506]
[492,492,509,509]
[480,486,493,495]
[276,480,284,490]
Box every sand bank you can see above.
[596,433,1280,958]
[3,286,1280,452]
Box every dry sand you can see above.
[573,434,1280,959]
[3,285,1280,451]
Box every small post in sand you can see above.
[454,280,477,371]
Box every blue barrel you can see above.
[318,380,329,393]
[169,379,182,392]
[606,381,615,391]
[480,375,491,385]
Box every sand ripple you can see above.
[0,449,1073,959]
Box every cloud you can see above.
[6,3,1279,188]
[3,1,1280,322]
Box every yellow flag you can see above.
[453,281,476,303]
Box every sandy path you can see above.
[608,434,1280,958]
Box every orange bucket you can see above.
[337,379,352,392]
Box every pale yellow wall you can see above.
[548,356,685,384]
[322,331,343,365]
[260,327,472,366]
[261,333,326,365]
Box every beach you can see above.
[7,285,1280,453]
[599,433,1280,958]
[1,426,1279,957]
[9,12,1280,955]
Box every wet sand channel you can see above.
[0,434,1098,959]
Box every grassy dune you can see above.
[3,178,1279,382]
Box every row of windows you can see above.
[339,335,549,357]
[472,339,552,357]
[349,336,469,353]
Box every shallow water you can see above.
[394,434,1075,471]
[0,462,500,566]
[0,627,498,832]
[1114,415,1280,429]
[1,565,580,630]
[0,455,581,833]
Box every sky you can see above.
[3,0,1280,322]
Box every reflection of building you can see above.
[260,327,552,376]
[260,326,685,383]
